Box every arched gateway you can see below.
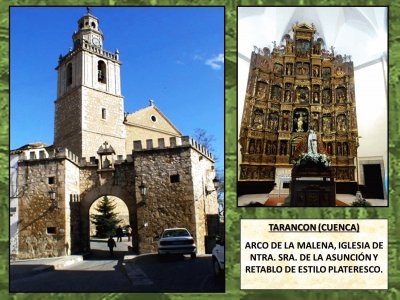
[16,136,217,259]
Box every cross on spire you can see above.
[86,6,91,15]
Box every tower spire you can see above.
[86,6,91,15]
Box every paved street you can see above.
[10,238,224,292]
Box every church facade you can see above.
[12,10,218,259]
[239,23,359,194]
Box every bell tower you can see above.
[54,8,126,159]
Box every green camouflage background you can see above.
[2,0,398,299]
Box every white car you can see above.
[157,228,197,259]
[212,240,225,276]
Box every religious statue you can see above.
[313,92,319,103]
[253,113,263,130]
[297,113,304,132]
[285,90,291,102]
[308,129,318,154]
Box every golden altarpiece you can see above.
[239,23,358,190]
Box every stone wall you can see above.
[133,136,216,254]
[54,86,126,160]
[64,159,80,255]
[17,158,67,259]
[54,87,83,157]
[16,137,216,258]
[10,154,19,259]
[81,87,126,159]
[189,148,218,254]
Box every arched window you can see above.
[97,60,106,83]
[66,63,72,86]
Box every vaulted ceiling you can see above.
[238,7,387,68]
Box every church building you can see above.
[11,9,218,259]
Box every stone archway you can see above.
[89,196,129,237]
[70,164,138,254]
[79,185,137,254]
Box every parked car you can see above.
[212,237,225,277]
[157,228,197,259]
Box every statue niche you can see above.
[322,115,332,133]
[336,86,347,103]
[273,63,283,76]
[279,140,288,155]
[322,88,331,104]
[285,63,293,75]
[271,85,282,101]
[295,39,311,58]
[255,81,268,98]
[252,108,264,130]
[284,83,292,102]
[296,62,310,76]
[268,112,279,131]
[311,112,319,131]
[336,114,347,132]
[322,67,331,79]
[296,86,309,103]
[312,65,320,77]
[312,85,320,103]
[293,109,308,132]
[281,111,290,131]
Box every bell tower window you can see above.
[98,60,106,83]
[66,63,72,86]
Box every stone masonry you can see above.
[16,137,216,259]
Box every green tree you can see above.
[90,196,121,238]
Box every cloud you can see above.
[205,54,224,70]
[193,54,203,61]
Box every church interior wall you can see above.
[354,61,387,189]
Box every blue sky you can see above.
[10,6,224,170]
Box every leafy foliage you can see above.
[90,196,121,238]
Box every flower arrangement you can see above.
[351,191,371,207]
[292,152,331,168]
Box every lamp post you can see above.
[132,177,147,254]
[139,180,147,205]
[49,187,58,208]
